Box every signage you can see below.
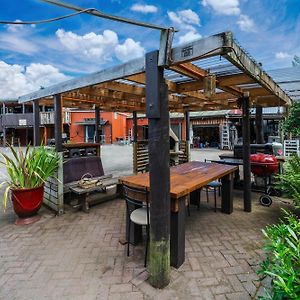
[19,119,27,126]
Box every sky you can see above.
[0,0,299,98]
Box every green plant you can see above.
[0,144,60,210]
[276,154,300,209]
[283,102,300,137]
[258,211,300,299]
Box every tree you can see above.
[283,102,300,136]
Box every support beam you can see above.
[132,111,138,174]
[241,94,251,212]
[184,110,190,161]
[3,127,6,147]
[54,94,63,152]
[146,51,170,288]
[33,100,40,146]
[255,105,264,144]
[95,107,100,143]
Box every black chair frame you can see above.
[123,185,150,267]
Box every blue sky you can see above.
[0,0,299,98]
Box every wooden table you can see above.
[119,161,238,268]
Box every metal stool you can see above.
[205,181,221,212]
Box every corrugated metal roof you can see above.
[262,66,300,102]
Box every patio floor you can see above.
[0,189,292,300]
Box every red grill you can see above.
[250,154,279,176]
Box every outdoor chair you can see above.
[123,185,150,268]
[204,159,222,212]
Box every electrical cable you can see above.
[0,8,95,25]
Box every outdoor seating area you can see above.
[0,183,293,299]
[0,2,299,298]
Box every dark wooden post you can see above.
[33,100,40,146]
[132,111,138,174]
[54,94,63,152]
[146,51,170,288]
[3,127,6,146]
[95,107,100,143]
[184,110,190,161]
[255,105,264,144]
[242,94,251,212]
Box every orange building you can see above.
[69,110,128,144]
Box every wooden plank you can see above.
[146,51,170,288]
[223,32,292,106]
[119,161,238,200]
[54,94,63,152]
[242,95,251,212]
[171,32,226,65]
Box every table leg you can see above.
[170,197,186,268]
[81,194,90,213]
[125,205,143,245]
[221,174,233,214]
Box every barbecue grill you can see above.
[250,154,279,206]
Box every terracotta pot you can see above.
[11,185,44,218]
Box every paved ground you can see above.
[0,146,290,299]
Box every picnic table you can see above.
[119,161,238,268]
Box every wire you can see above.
[0,8,95,25]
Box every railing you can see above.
[40,111,71,125]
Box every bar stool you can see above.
[205,181,222,212]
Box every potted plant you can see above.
[1,144,60,224]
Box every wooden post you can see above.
[22,103,25,114]
[184,110,190,161]
[54,94,63,152]
[33,100,40,146]
[133,111,138,174]
[242,94,251,212]
[95,107,100,143]
[146,51,170,288]
[255,105,264,144]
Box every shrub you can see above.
[258,211,300,299]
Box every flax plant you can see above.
[0,144,60,210]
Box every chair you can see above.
[204,159,222,212]
[205,181,222,212]
[123,185,150,267]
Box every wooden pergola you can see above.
[19,31,292,288]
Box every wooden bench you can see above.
[63,156,119,212]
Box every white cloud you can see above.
[201,0,240,16]
[6,19,36,33]
[275,52,292,59]
[56,29,145,64]
[168,9,200,29]
[178,31,202,45]
[115,38,145,62]
[56,29,119,62]
[237,14,255,32]
[0,61,70,98]
[130,4,158,13]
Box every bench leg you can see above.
[80,194,90,213]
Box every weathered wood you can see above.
[184,111,190,162]
[255,105,264,144]
[146,51,170,288]
[242,95,252,212]
[95,107,100,143]
[223,32,292,106]
[120,161,238,201]
[33,100,40,146]
[170,197,186,268]
[54,94,63,152]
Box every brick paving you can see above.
[0,189,292,300]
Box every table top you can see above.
[63,143,100,149]
[119,161,238,199]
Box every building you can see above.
[69,110,128,144]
